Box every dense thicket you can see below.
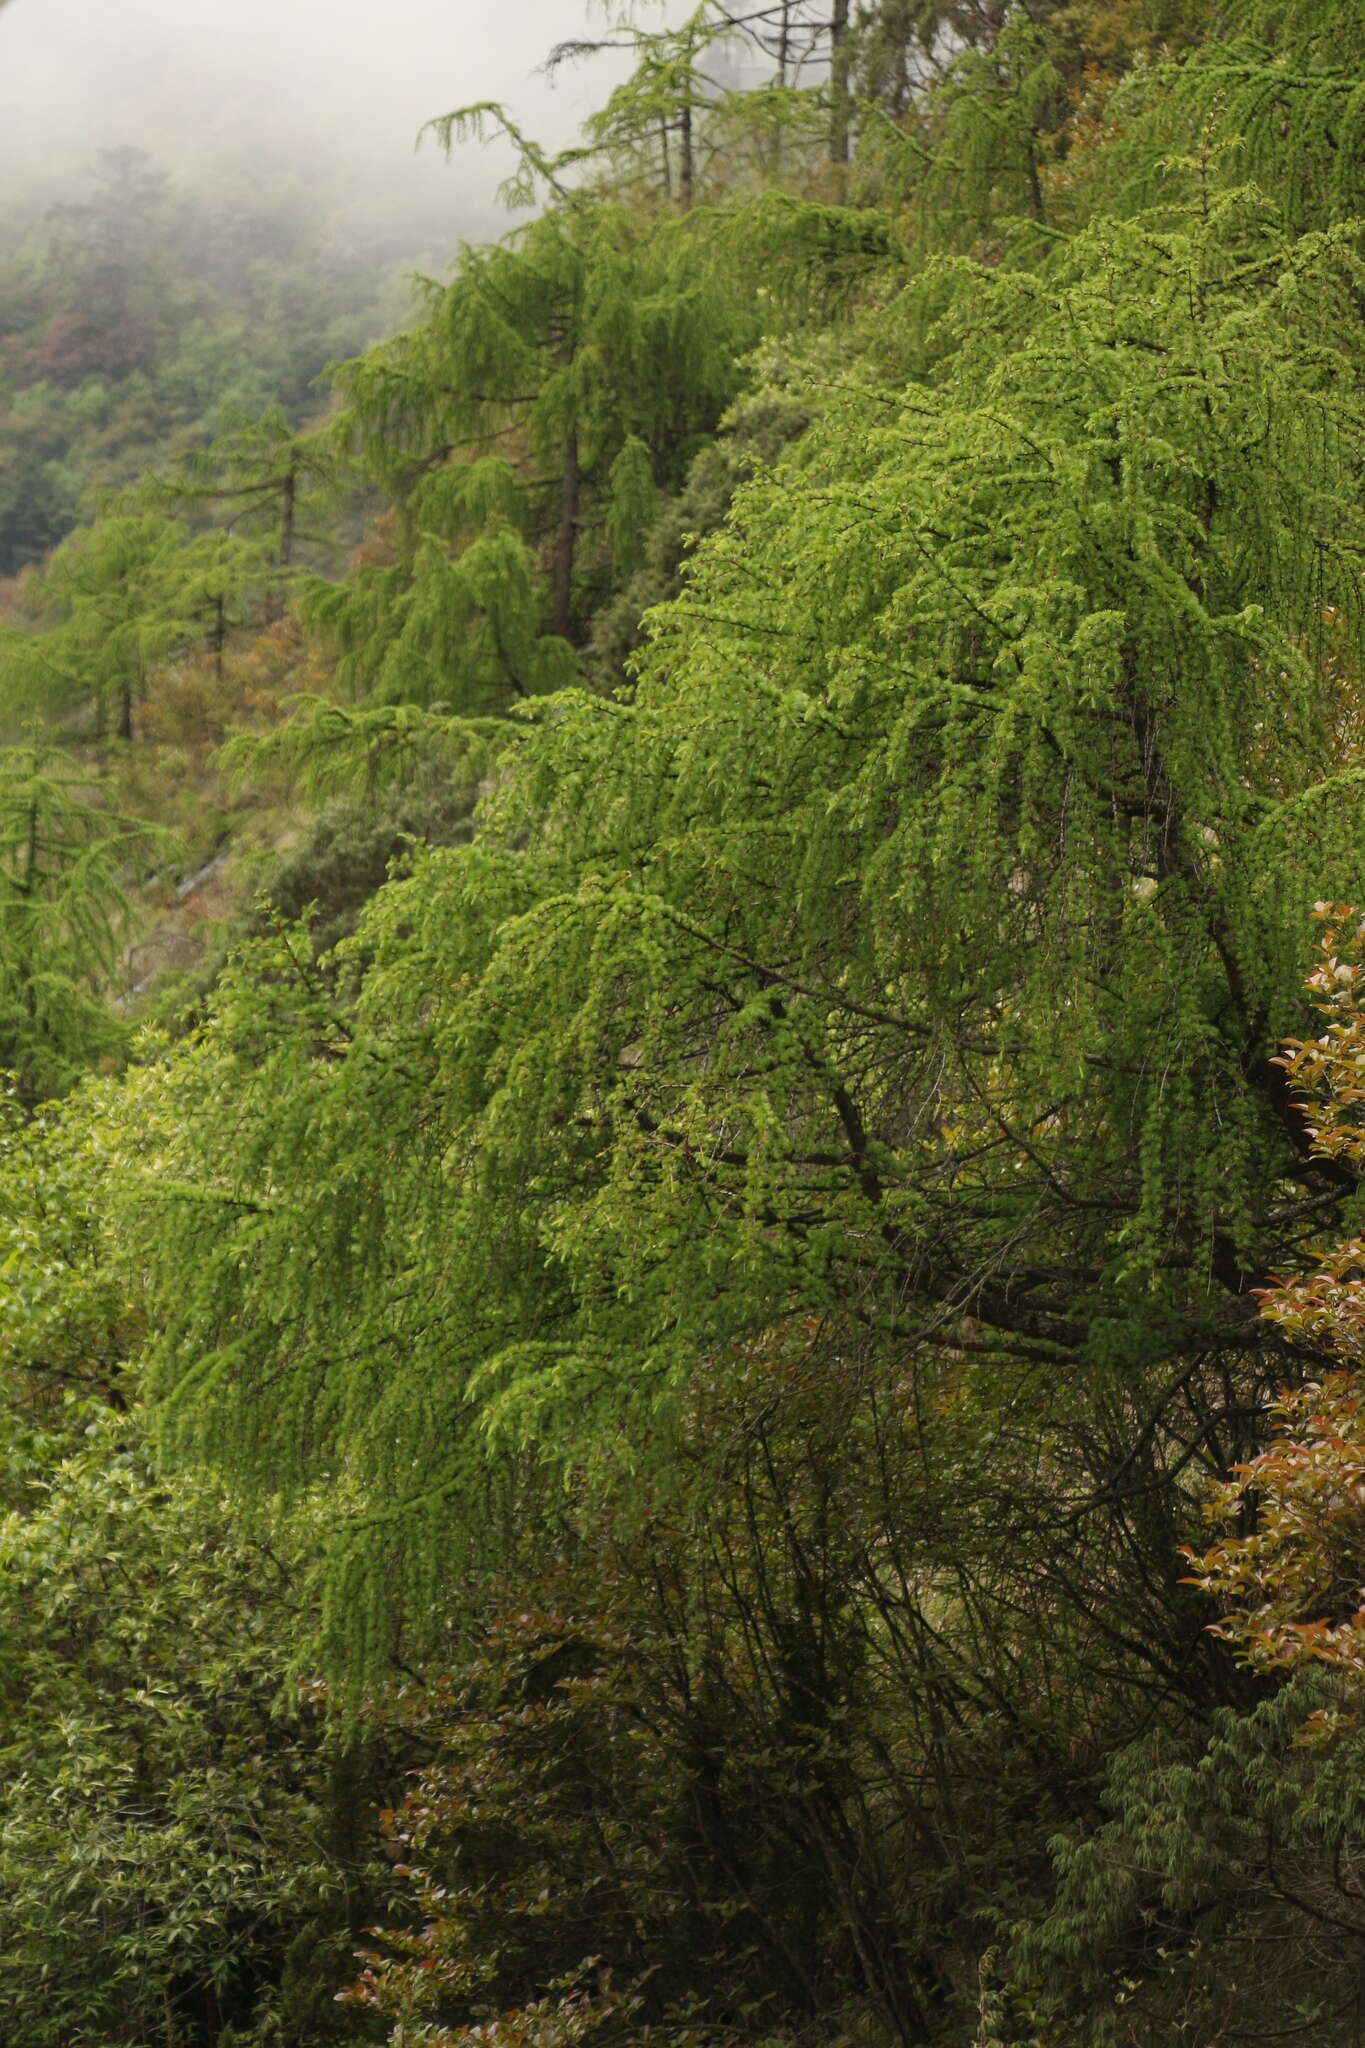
[7,3,1365,2044]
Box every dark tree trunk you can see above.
[772,2,793,175]
[1024,133,1046,222]
[278,454,297,569]
[551,426,580,642]
[679,102,695,206]
[829,0,851,169]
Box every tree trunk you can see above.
[551,426,580,642]
[1024,132,1046,223]
[118,678,134,742]
[829,0,851,171]
[679,102,695,207]
[278,453,297,569]
[266,452,298,622]
[772,2,793,176]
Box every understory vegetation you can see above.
[8,2,1365,2042]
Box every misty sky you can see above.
[0,0,678,243]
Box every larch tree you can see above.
[550,8,733,208]
[2,506,265,738]
[150,404,337,581]
[292,178,766,723]
[0,744,167,1103]
[552,8,837,198]
[117,158,1365,1691]
[5,512,190,740]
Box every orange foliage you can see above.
[1185,907,1365,1679]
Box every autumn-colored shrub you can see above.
[1188,907,1365,1679]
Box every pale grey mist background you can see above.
[0,0,678,245]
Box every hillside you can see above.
[5,5,1365,2045]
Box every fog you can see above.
[0,0,675,251]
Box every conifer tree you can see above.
[172,522,273,680]
[918,17,1065,228]
[550,8,731,207]
[2,507,264,738]
[0,744,165,1102]
[297,189,763,721]
[120,178,1365,1685]
[3,512,190,739]
[552,9,833,197]
[1066,0,1365,234]
[152,403,336,580]
[276,61,898,771]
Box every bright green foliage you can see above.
[122,190,1365,1676]
[0,1097,393,2048]
[0,745,168,1102]
[605,434,660,578]
[308,197,763,695]
[13,4,1365,2041]
[2,506,265,738]
[3,512,186,735]
[0,1090,142,1404]
[1064,0,1365,234]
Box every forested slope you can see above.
[0,145,422,579]
[5,3,1365,2043]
